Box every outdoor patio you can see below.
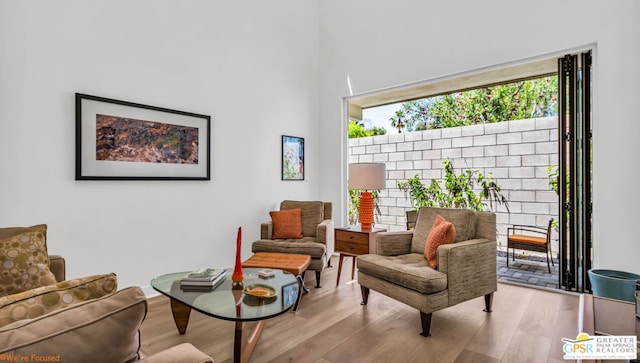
[496,251,559,289]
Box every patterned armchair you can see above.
[357,207,497,337]
[0,225,213,362]
[252,200,334,287]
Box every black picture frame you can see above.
[75,93,211,180]
[281,135,304,180]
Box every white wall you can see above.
[318,0,640,274]
[2,1,639,292]
[0,0,320,293]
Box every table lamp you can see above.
[348,163,386,231]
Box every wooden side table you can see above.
[334,226,386,286]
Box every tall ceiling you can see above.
[348,57,557,119]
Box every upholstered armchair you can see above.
[357,207,497,337]
[252,200,333,287]
[0,224,214,363]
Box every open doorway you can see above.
[344,50,593,292]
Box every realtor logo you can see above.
[562,333,637,360]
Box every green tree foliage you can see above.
[348,120,368,138]
[348,120,387,138]
[390,109,410,133]
[368,126,387,136]
[387,102,423,133]
[389,76,558,133]
[390,99,432,133]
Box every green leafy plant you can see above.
[547,165,565,230]
[397,159,509,213]
[547,165,559,195]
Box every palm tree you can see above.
[389,110,408,133]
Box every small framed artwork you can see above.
[75,93,211,180]
[281,135,304,180]
[281,281,299,309]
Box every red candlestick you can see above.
[232,226,244,287]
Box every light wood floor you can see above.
[140,256,580,363]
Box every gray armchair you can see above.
[252,200,333,287]
[357,207,497,336]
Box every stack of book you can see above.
[180,268,227,291]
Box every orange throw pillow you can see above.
[270,208,304,239]
[424,215,456,268]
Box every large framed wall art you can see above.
[281,135,304,181]
[76,93,211,180]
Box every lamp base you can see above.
[359,191,374,231]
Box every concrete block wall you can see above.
[348,116,560,253]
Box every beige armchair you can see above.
[0,280,214,362]
[357,207,497,337]
[252,200,333,287]
[0,224,213,363]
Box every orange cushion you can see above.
[508,234,546,245]
[424,215,456,268]
[270,209,303,239]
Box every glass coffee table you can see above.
[151,268,299,363]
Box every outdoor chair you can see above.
[506,218,554,273]
[406,209,418,230]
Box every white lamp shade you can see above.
[348,163,386,190]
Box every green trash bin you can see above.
[588,269,640,302]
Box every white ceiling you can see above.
[348,57,558,118]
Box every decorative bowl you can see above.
[244,284,276,298]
